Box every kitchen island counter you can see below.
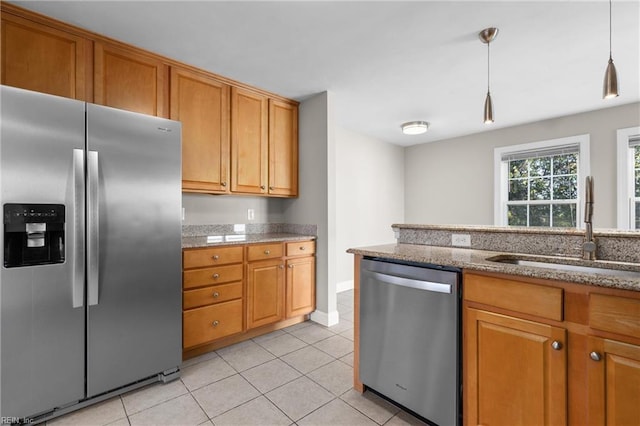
[347,243,640,292]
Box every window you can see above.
[494,135,590,228]
[616,126,640,229]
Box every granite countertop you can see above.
[347,243,640,292]
[183,233,315,249]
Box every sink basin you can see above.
[486,255,640,279]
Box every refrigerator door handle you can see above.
[88,150,100,306]
[72,149,85,308]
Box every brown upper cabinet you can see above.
[229,88,299,197]
[94,42,168,117]
[1,4,299,198]
[230,87,269,195]
[1,12,91,100]
[269,99,299,197]
[171,67,231,193]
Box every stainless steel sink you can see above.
[486,255,640,279]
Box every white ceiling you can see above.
[11,0,640,147]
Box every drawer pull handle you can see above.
[264,250,271,255]
[551,341,563,351]
[212,320,219,327]
[213,292,220,298]
[213,273,220,279]
[300,246,306,250]
[590,351,602,361]
[212,255,219,260]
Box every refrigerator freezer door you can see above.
[0,86,85,418]
[85,104,182,397]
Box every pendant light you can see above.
[479,27,498,124]
[603,0,619,99]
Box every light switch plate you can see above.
[451,234,471,247]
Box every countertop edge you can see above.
[183,234,316,249]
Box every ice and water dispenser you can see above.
[3,204,65,268]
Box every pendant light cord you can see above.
[487,42,491,93]
[609,0,613,59]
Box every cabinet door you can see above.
[231,87,268,194]
[286,256,315,318]
[94,42,167,117]
[246,259,284,329]
[587,336,640,426]
[465,308,567,426]
[171,67,230,193]
[1,13,90,100]
[268,99,298,197]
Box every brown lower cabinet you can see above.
[182,240,315,358]
[463,271,640,426]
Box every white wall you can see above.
[282,92,338,326]
[335,127,405,289]
[405,102,640,229]
[182,194,284,225]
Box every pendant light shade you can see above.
[479,28,498,124]
[484,91,494,124]
[603,0,619,99]
[603,58,618,99]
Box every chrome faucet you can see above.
[582,176,597,260]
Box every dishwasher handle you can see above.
[369,271,452,294]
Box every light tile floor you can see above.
[47,290,427,426]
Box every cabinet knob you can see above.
[288,264,294,269]
[300,246,306,251]
[590,351,602,362]
[269,186,274,190]
[279,264,284,269]
[212,255,219,260]
[221,182,227,187]
[213,292,219,298]
[551,341,563,351]
[213,273,220,279]
[264,250,271,255]
[212,320,219,327]
[260,185,265,190]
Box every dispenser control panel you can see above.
[3,203,66,268]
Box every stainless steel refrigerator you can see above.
[0,85,182,422]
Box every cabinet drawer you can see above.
[183,282,243,310]
[247,243,283,262]
[286,240,315,257]
[183,264,243,289]
[590,294,640,338]
[183,246,243,269]
[183,299,243,348]
[465,273,563,321]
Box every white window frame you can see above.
[616,126,640,229]
[494,134,591,228]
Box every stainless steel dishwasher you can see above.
[359,257,461,426]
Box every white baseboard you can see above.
[336,280,354,293]
[310,309,340,327]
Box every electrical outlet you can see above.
[247,208,255,221]
[451,234,471,247]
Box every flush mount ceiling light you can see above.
[401,121,430,135]
[603,0,619,99]
[479,27,498,124]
